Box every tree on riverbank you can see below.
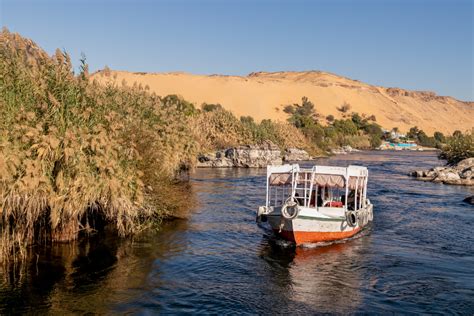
[194,103,319,155]
[439,130,474,164]
[283,97,383,150]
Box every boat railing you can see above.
[266,164,368,212]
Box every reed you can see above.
[0,29,321,263]
[0,29,197,263]
[193,106,319,155]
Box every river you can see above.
[1,151,473,314]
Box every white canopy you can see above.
[267,164,368,190]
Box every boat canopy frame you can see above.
[265,164,369,211]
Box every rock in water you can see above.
[409,157,474,186]
[463,196,474,205]
[331,145,360,155]
[283,148,310,161]
[197,142,282,168]
[226,143,282,168]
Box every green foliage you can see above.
[162,94,196,116]
[283,105,295,114]
[350,113,363,129]
[406,126,439,147]
[194,106,317,154]
[284,97,382,150]
[333,119,358,135]
[439,130,474,164]
[337,102,351,114]
[367,114,377,122]
[407,126,420,139]
[363,123,384,148]
[240,116,255,124]
[434,131,446,143]
[201,103,223,112]
[285,97,319,121]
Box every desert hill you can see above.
[93,70,473,135]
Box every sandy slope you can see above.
[92,70,474,134]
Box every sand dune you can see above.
[92,70,474,134]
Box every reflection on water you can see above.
[1,151,473,314]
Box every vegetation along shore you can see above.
[1,29,472,263]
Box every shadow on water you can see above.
[1,151,474,314]
[0,219,190,314]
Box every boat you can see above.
[256,164,373,245]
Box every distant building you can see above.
[378,141,417,151]
[390,131,406,139]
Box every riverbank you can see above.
[196,143,315,168]
[0,30,199,263]
[196,144,370,168]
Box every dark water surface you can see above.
[1,151,473,314]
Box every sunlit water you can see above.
[1,151,473,314]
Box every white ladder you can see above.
[291,169,316,207]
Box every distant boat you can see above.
[257,164,373,245]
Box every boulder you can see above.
[460,167,473,179]
[226,143,282,168]
[455,158,474,171]
[283,148,311,161]
[197,151,234,168]
[411,170,424,178]
[196,142,282,168]
[342,145,360,153]
[409,157,473,186]
[463,196,474,205]
[331,148,347,155]
[331,145,361,155]
[425,170,436,178]
[434,166,446,172]
[436,171,461,182]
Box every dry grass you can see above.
[193,107,319,155]
[0,29,198,263]
[0,29,321,264]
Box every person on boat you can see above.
[342,190,356,210]
[309,190,317,207]
[295,192,304,205]
[316,187,325,207]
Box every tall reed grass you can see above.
[0,29,322,263]
[193,107,320,155]
[0,29,197,263]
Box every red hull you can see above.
[274,227,361,245]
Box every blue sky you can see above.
[1,0,472,100]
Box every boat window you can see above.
[321,186,344,208]
[268,184,292,207]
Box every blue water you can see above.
[1,151,473,314]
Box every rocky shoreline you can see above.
[330,145,360,155]
[409,158,474,186]
[196,143,367,168]
[197,143,312,168]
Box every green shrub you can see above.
[434,131,446,143]
[439,131,474,164]
[333,119,358,136]
[201,103,223,112]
